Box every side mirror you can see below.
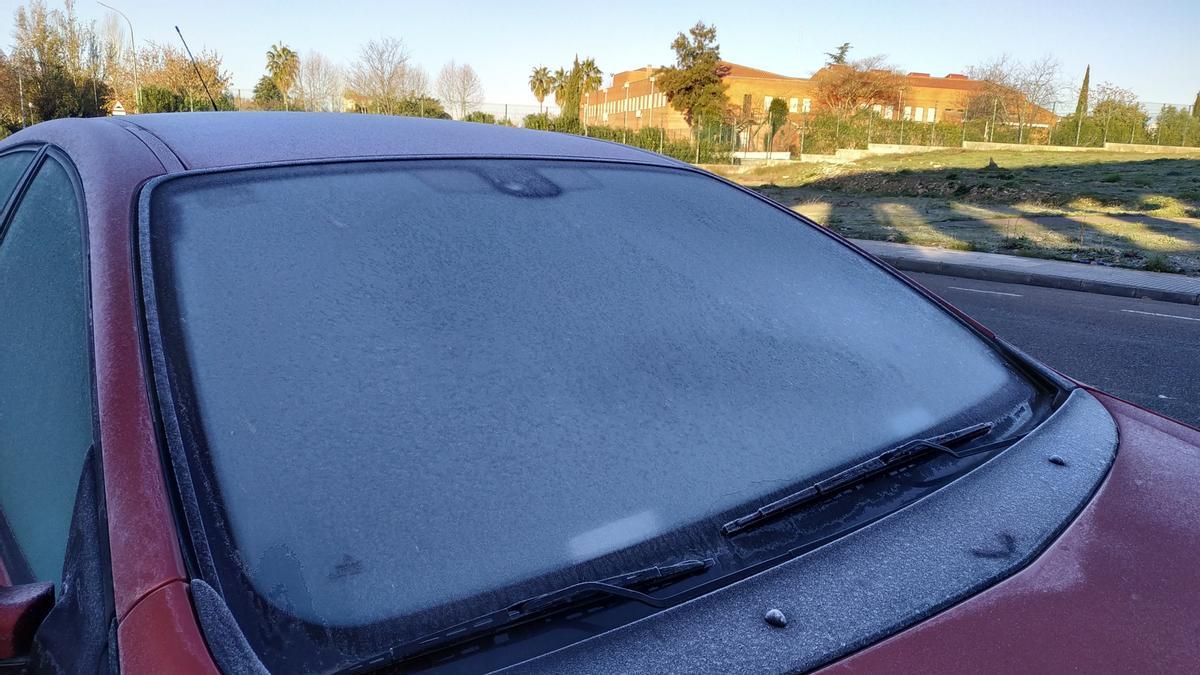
[0,582,53,662]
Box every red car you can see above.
[0,114,1197,675]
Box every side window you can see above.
[0,156,94,584]
[0,150,35,210]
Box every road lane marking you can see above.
[948,286,1023,297]
[1121,309,1200,322]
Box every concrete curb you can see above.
[852,240,1200,306]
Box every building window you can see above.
[802,98,811,113]
[927,107,936,123]
[872,104,882,114]
[884,106,894,120]
[789,98,799,113]
[764,96,774,111]
[914,107,924,122]
[903,106,912,121]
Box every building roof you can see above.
[4,112,684,172]
[719,62,795,80]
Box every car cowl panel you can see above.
[502,388,1116,674]
[819,392,1200,674]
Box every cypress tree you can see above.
[1193,91,1199,119]
[1074,65,1090,145]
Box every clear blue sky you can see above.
[6,0,1199,106]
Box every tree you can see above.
[1193,91,1199,119]
[965,54,1058,142]
[463,110,495,124]
[137,42,234,111]
[295,50,342,112]
[1074,65,1090,145]
[766,97,788,150]
[655,22,731,131]
[543,56,602,123]
[346,37,416,114]
[1091,81,1146,142]
[577,58,602,98]
[0,51,22,131]
[824,42,851,65]
[252,75,283,109]
[529,66,552,114]
[523,112,554,130]
[266,43,299,110]
[965,55,1018,124]
[393,95,449,118]
[11,0,111,122]
[1014,55,1061,142]
[436,60,484,119]
[549,66,569,117]
[139,84,184,113]
[813,55,902,117]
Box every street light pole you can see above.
[623,81,630,143]
[98,2,139,113]
[648,75,656,129]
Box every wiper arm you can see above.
[346,558,713,672]
[721,422,1015,537]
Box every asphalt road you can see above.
[908,272,1200,428]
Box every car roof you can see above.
[69,112,687,172]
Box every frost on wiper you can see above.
[342,558,713,673]
[721,422,1020,537]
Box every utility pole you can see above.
[17,71,26,127]
[98,2,139,113]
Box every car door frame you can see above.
[0,142,112,602]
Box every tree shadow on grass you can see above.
[787,156,1200,274]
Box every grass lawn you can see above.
[708,149,1200,274]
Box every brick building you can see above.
[580,61,1055,139]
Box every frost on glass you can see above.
[0,158,92,584]
[149,160,1032,630]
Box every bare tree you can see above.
[812,55,903,116]
[295,50,342,112]
[1014,55,1061,142]
[967,55,1062,142]
[436,60,483,119]
[965,55,1022,140]
[346,37,411,114]
[405,64,429,98]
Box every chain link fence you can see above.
[220,90,1199,164]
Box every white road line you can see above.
[1121,309,1200,322]
[948,286,1023,298]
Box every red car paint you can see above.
[2,120,207,671]
[1,115,1197,673]
[820,392,1200,673]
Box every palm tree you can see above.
[266,43,300,111]
[578,58,602,97]
[529,66,552,114]
[551,67,569,106]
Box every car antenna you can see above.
[174,25,219,111]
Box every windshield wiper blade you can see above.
[721,422,1010,537]
[346,558,713,672]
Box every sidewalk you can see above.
[852,239,1200,306]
